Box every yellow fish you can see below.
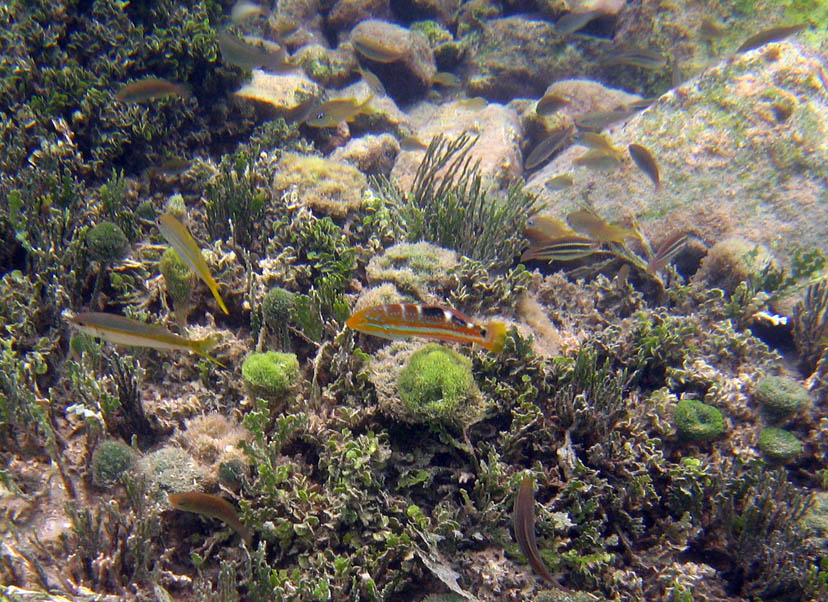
[157,214,229,314]
[304,94,374,128]
[68,312,223,366]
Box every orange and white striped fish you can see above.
[346,303,507,353]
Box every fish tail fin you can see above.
[484,321,508,353]
[191,334,225,367]
[358,93,376,114]
[209,284,229,315]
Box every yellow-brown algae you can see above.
[168,492,251,545]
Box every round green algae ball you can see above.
[241,351,300,399]
[262,286,295,330]
[397,344,478,424]
[754,375,810,419]
[159,247,193,306]
[86,221,129,263]
[674,399,725,442]
[165,193,187,221]
[92,440,136,487]
[758,427,803,462]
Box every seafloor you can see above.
[1,1,827,601]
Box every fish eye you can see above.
[316,112,325,119]
[480,327,487,337]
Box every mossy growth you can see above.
[397,344,482,425]
[262,286,296,331]
[273,153,367,218]
[138,446,208,502]
[86,221,129,264]
[165,193,187,222]
[159,247,193,322]
[754,375,810,420]
[92,439,136,487]
[365,241,458,299]
[758,427,803,462]
[674,399,725,442]
[241,351,300,401]
[410,20,453,47]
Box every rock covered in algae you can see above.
[526,43,828,265]
[758,427,803,462]
[330,133,400,177]
[138,446,208,501]
[92,440,137,487]
[754,374,810,419]
[369,342,487,426]
[674,399,725,442]
[86,221,129,264]
[461,16,606,102]
[327,0,391,32]
[349,19,436,101]
[365,241,457,302]
[272,152,368,217]
[241,351,300,401]
[694,237,777,293]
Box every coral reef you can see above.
[2,1,828,601]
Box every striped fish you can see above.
[346,303,507,353]
[68,312,223,366]
[520,235,599,263]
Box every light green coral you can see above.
[754,375,810,419]
[397,344,482,425]
[674,399,725,442]
[365,241,458,300]
[272,153,367,218]
[241,351,300,400]
[758,427,803,462]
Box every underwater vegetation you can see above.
[1,0,828,601]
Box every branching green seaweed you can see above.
[377,133,541,268]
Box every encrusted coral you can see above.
[86,221,129,264]
[754,375,810,420]
[174,413,249,486]
[758,427,803,463]
[272,152,368,217]
[365,241,457,301]
[674,399,725,442]
[241,351,300,401]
